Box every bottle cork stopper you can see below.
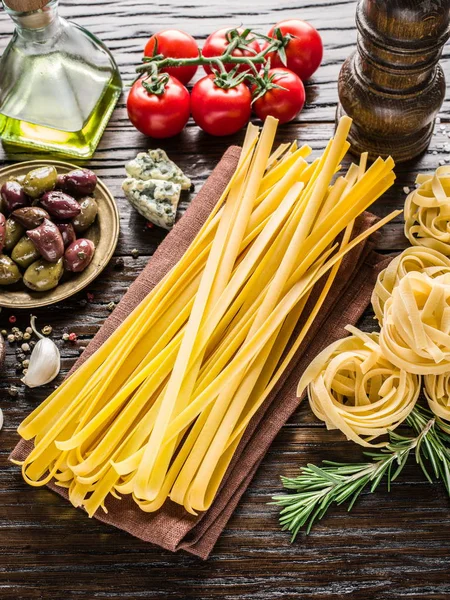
[3,0,52,11]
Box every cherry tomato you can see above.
[127,76,190,138]
[191,75,251,136]
[144,29,199,85]
[202,28,261,75]
[252,68,305,124]
[265,19,323,81]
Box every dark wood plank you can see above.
[1,1,450,599]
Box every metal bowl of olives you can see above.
[0,160,119,309]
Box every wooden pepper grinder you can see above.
[337,0,450,162]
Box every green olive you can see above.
[11,236,40,269]
[23,257,63,291]
[23,166,57,199]
[0,254,21,285]
[4,218,25,251]
[72,196,98,233]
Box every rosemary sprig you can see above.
[272,406,450,541]
[407,405,450,494]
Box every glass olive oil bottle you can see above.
[0,0,122,158]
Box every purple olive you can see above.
[40,191,81,219]
[1,181,30,213]
[61,169,97,197]
[12,206,49,229]
[64,238,95,272]
[27,219,64,263]
[56,222,77,248]
[0,213,6,253]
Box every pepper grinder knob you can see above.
[337,0,450,162]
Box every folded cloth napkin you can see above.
[11,146,392,559]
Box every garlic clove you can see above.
[22,337,60,388]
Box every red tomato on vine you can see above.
[265,19,323,81]
[191,74,252,136]
[144,29,199,85]
[202,27,261,75]
[251,68,305,124]
[127,75,190,138]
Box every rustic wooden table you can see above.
[1,1,450,598]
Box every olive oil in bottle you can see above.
[0,0,122,158]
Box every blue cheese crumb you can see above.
[125,149,191,190]
[122,178,181,230]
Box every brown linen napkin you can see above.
[10,146,392,559]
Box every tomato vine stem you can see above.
[135,37,282,76]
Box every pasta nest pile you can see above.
[371,246,450,324]
[379,271,450,375]
[297,326,421,447]
[404,165,450,255]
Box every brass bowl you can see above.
[0,160,119,309]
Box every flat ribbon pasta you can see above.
[297,325,420,447]
[380,270,450,374]
[404,165,450,255]
[371,246,450,324]
[424,374,450,421]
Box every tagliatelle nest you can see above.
[404,166,450,255]
[380,270,450,374]
[424,374,450,422]
[297,325,420,447]
[371,246,450,324]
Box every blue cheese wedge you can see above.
[122,177,181,230]
[125,149,191,190]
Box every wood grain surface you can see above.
[1,1,450,599]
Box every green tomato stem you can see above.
[135,39,281,75]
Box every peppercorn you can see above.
[22,368,28,376]
[114,257,124,270]
[23,332,31,341]
[41,325,52,336]
[8,315,16,324]
[14,362,22,371]
[131,248,139,259]
[7,334,15,343]
[17,353,26,362]
[11,327,19,333]
[1,329,7,336]
[87,292,95,303]
[22,359,30,368]
[146,221,154,229]
[68,332,77,342]
[29,341,36,348]
[8,385,19,397]
[21,343,30,353]
[25,327,32,335]
[62,333,70,341]
[107,301,116,312]
[14,332,23,342]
